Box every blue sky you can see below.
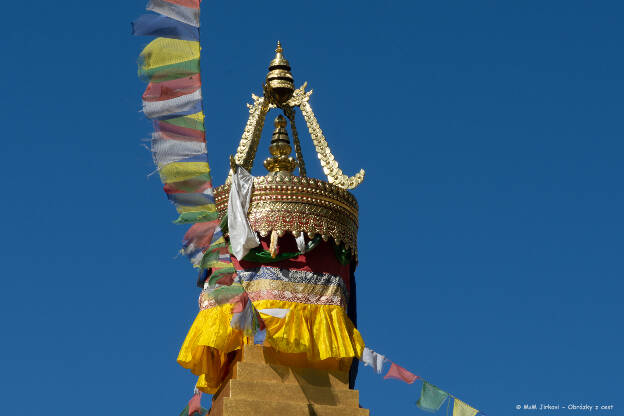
[0,1,622,414]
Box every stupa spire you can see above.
[265,41,295,105]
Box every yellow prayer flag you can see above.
[139,38,200,72]
[176,204,217,214]
[453,398,479,416]
[185,112,205,123]
[160,161,211,183]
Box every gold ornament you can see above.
[221,43,366,254]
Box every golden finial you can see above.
[263,115,296,175]
[265,42,295,105]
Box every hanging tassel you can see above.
[269,229,279,258]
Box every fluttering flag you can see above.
[362,347,387,375]
[383,362,419,384]
[138,38,200,81]
[416,381,449,412]
[230,292,265,338]
[132,13,199,41]
[178,403,207,416]
[188,392,202,416]
[147,0,201,27]
[452,398,479,416]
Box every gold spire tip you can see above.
[265,40,294,104]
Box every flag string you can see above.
[362,346,483,415]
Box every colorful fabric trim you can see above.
[233,236,352,291]
[237,266,347,307]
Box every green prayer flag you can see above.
[173,210,219,224]
[416,381,449,412]
[178,404,209,416]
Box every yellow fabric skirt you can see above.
[177,300,364,394]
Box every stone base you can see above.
[208,345,369,416]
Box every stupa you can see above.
[176,43,369,415]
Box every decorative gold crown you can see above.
[216,42,365,255]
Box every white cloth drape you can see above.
[228,167,259,260]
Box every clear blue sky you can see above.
[0,1,622,415]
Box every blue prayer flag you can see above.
[132,13,199,41]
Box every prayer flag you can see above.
[132,13,199,41]
[453,398,479,416]
[159,161,211,183]
[160,112,205,131]
[362,347,387,375]
[143,89,202,119]
[383,362,418,384]
[188,392,202,416]
[147,0,201,27]
[178,403,207,416]
[143,75,201,102]
[152,133,207,166]
[416,381,449,412]
[138,38,200,75]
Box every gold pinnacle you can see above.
[265,41,295,105]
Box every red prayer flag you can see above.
[188,392,202,415]
[383,362,419,384]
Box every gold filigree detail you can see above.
[214,175,359,256]
[299,95,365,190]
[228,94,270,183]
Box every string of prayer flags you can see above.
[359,346,482,414]
[416,381,449,413]
[134,0,238,279]
[361,347,387,374]
[384,362,419,384]
[452,398,479,416]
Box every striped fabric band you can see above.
[237,266,348,307]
